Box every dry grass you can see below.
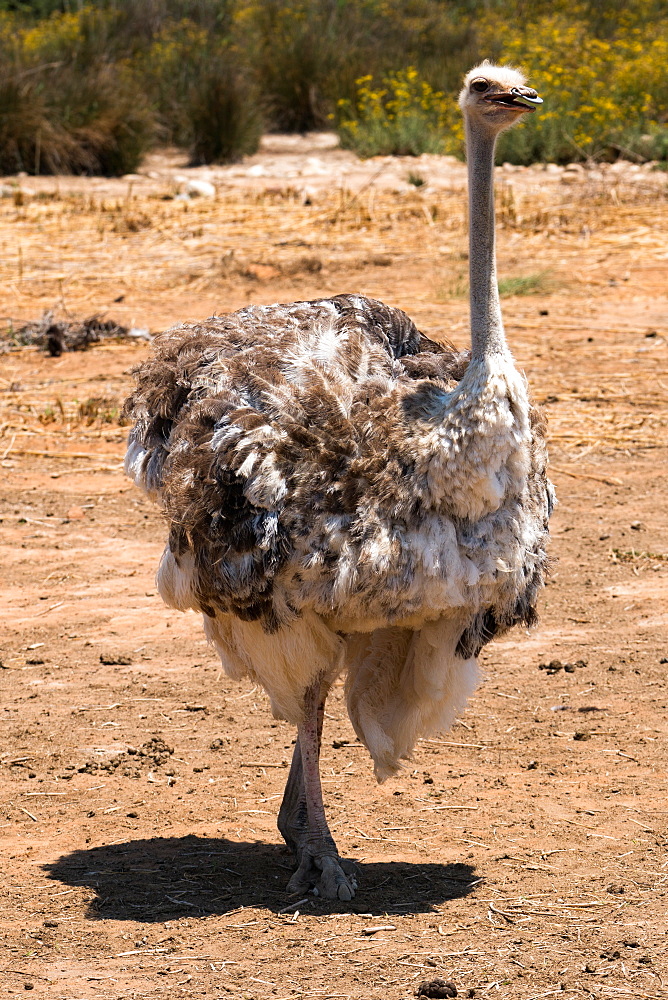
[0,169,665,298]
[0,166,666,482]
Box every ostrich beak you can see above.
[483,88,543,113]
[511,88,543,109]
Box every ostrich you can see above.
[124,63,554,901]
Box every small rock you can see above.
[99,653,132,665]
[417,980,457,998]
[539,659,563,674]
[43,919,58,928]
[574,731,591,741]
[630,521,644,530]
[186,179,216,198]
[67,505,85,519]
[607,883,625,895]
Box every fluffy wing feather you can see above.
[124,294,469,629]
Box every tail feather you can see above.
[345,617,480,782]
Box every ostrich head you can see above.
[459,61,542,134]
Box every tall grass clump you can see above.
[187,53,263,164]
[0,60,154,175]
[140,16,262,164]
[0,7,154,174]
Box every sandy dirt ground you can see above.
[1,137,667,1000]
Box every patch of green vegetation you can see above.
[611,548,668,563]
[0,1,666,173]
[497,272,552,297]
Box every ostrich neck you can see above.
[466,122,508,362]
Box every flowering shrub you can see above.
[487,11,668,163]
[337,68,462,158]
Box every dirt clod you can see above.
[99,653,132,665]
[79,737,173,774]
[417,979,457,998]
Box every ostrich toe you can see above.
[287,847,358,901]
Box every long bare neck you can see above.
[465,120,508,362]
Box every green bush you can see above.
[488,8,668,164]
[139,18,261,163]
[240,0,475,133]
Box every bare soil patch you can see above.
[1,139,667,999]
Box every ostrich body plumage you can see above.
[125,293,552,774]
[123,63,555,900]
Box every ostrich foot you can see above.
[287,842,358,901]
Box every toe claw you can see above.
[337,882,353,901]
[287,849,357,901]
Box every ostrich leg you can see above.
[280,676,357,901]
[277,689,325,857]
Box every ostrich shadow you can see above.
[43,835,477,920]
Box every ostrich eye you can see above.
[471,79,488,93]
